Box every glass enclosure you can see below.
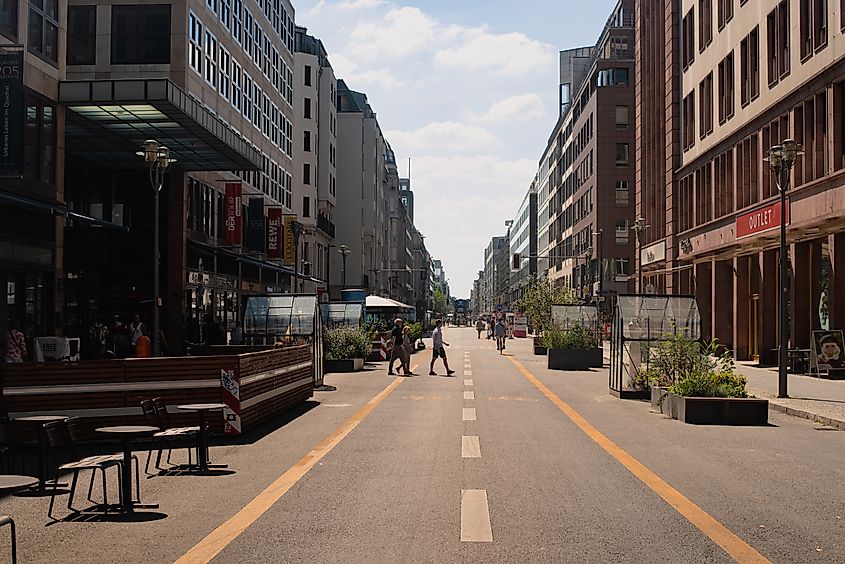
[551,304,599,332]
[320,303,364,329]
[609,294,700,398]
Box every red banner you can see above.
[736,199,789,239]
[267,207,283,259]
[224,182,242,246]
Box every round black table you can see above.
[96,426,159,512]
[13,415,69,490]
[0,475,37,564]
[175,403,226,472]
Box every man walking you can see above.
[388,318,409,376]
[429,319,455,376]
[475,318,484,339]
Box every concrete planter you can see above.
[669,393,768,425]
[533,337,547,356]
[324,358,365,373]
[585,347,603,368]
[547,348,594,371]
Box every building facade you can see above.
[672,0,845,361]
[510,185,538,304]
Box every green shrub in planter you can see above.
[408,322,423,343]
[542,324,596,350]
[325,327,372,360]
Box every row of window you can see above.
[204,0,294,57]
[67,5,171,66]
[1,0,60,65]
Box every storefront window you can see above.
[22,95,56,185]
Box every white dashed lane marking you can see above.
[462,408,476,421]
[464,391,475,400]
[464,370,472,376]
[460,490,493,542]
[464,379,473,386]
[462,436,481,458]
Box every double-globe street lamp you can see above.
[764,139,804,399]
[289,220,303,293]
[137,140,175,357]
[338,244,350,289]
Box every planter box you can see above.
[586,347,603,368]
[671,393,768,425]
[533,337,547,356]
[324,358,365,373]
[822,368,845,380]
[547,348,594,371]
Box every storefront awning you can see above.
[59,79,261,171]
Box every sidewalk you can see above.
[735,362,845,429]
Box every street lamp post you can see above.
[290,220,303,293]
[631,217,648,293]
[338,244,350,289]
[137,140,174,357]
[764,139,803,399]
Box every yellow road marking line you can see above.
[507,356,770,564]
[175,369,410,564]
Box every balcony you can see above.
[317,213,335,238]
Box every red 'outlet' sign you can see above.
[736,199,789,239]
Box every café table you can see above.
[95,426,159,512]
[0,475,38,564]
[12,415,69,490]
[175,403,227,472]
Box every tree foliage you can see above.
[433,288,448,315]
[514,276,577,334]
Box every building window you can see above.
[596,68,629,87]
[22,95,56,185]
[111,5,170,65]
[231,0,242,43]
[303,163,311,185]
[699,0,712,50]
[1,0,18,39]
[243,74,252,121]
[699,72,714,138]
[219,0,230,26]
[615,181,629,205]
[717,0,733,29]
[243,8,253,58]
[800,0,828,60]
[304,130,311,152]
[682,8,695,69]
[767,1,790,86]
[67,5,96,65]
[189,12,203,74]
[204,30,217,87]
[206,0,217,15]
[615,106,629,129]
[231,60,241,111]
[252,83,261,129]
[27,0,59,64]
[615,220,629,244]
[740,27,759,107]
[304,64,312,86]
[218,47,230,100]
[718,51,735,123]
[615,143,629,166]
[304,97,312,119]
[683,91,696,151]
[303,196,310,218]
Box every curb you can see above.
[765,400,845,430]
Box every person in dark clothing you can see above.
[387,318,409,376]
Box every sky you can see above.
[296,0,618,297]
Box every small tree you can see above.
[433,288,448,316]
[515,276,577,334]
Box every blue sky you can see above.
[296,0,619,297]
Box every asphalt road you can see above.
[2,327,843,563]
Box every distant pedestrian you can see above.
[90,318,110,359]
[494,319,507,353]
[3,321,27,363]
[388,318,407,376]
[475,319,484,339]
[401,325,414,375]
[429,319,455,376]
[130,315,146,347]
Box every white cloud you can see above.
[305,0,384,17]
[386,122,501,156]
[476,94,546,123]
[344,7,439,63]
[435,29,555,76]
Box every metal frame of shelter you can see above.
[320,303,365,329]
[550,304,600,333]
[609,294,700,399]
[243,294,324,387]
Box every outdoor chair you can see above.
[141,399,195,475]
[44,420,129,519]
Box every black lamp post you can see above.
[290,220,303,293]
[764,139,803,398]
[137,139,174,357]
[631,217,648,293]
[338,244,350,289]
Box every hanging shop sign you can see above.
[736,199,789,239]
[283,215,297,265]
[224,182,243,246]
[267,207,284,260]
[246,197,265,252]
[0,50,24,177]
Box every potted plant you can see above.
[647,333,768,425]
[324,326,371,373]
[543,324,601,370]
[514,277,577,355]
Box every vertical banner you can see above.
[0,50,24,177]
[223,182,243,246]
[283,215,297,265]
[246,197,265,252]
[221,367,241,435]
[266,207,283,259]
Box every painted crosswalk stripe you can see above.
[462,436,481,458]
[464,379,473,386]
[460,489,493,542]
[464,370,472,376]
[462,407,476,421]
[464,391,475,400]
